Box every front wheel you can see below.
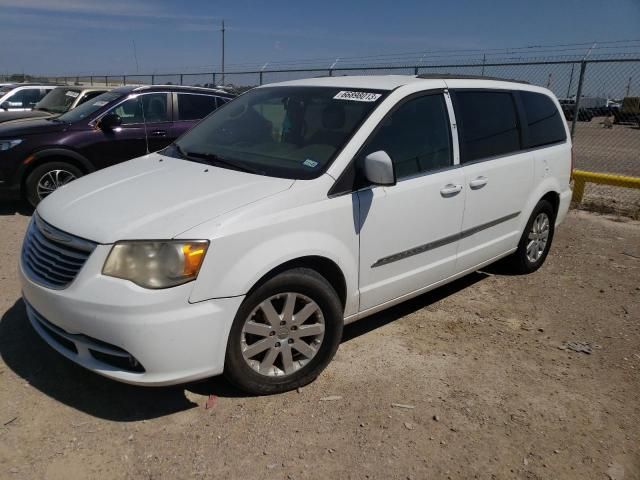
[224,268,344,395]
[25,161,83,207]
[505,199,556,274]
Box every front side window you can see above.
[520,91,567,148]
[77,90,106,106]
[114,93,169,125]
[362,94,452,179]
[6,88,48,108]
[454,91,521,163]
[177,93,218,121]
[171,86,386,179]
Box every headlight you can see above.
[0,139,22,151]
[103,240,209,289]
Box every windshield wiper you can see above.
[182,149,263,175]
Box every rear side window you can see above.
[520,91,566,148]
[362,94,452,179]
[454,91,521,163]
[177,94,218,121]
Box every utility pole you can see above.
[221,20,225,86]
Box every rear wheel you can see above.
[224,268,343,395]
[505,199,556,274]
[25,161,83,207]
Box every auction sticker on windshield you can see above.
[65,91,80,98]
[333,91,382,102]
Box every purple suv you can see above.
[0,85,234,206]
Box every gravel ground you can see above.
[0,207,639,480]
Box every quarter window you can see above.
[520,91,566,148]
[113,93,169,125]
[363,94,452,179]
[177,94,218,121]
[454,91,521,163]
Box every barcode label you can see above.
[334,91,382,102]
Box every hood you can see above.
[37,154,295,243]
[0,110,52,124]
[0,117,66,136]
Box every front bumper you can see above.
[19,245,244,386]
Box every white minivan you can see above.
[20,75,572,394]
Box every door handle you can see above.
[440,183,463,197]
[150,130,167,137]
[469,176,488,189]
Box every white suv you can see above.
[20,75,572,394]
[0,84,57,111]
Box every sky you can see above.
[1,0,639,76]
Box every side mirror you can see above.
[363,150,396,186]
[99,112,122,130]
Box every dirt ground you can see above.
[0,207,639,480]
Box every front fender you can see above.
[187,191,359,316]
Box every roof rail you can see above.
[416,73,530,84]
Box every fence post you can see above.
[90,76,93,86]
[414,66,419,75]
[104,76,108,86]
[151,74,155,85]
[212,73,216,86]
[329,69,333,77]
[570,61,587,138]
[123,75,126,86]
[180,74,183,85]
[259,71,263,85]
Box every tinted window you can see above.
[363,94,452,179]
[113,93,169,125]
[77,90,106,106]
[454,91,521,163]
[177,94,218,121]
[6,88,49,108]
[520,91,566,148]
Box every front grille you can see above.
[21,214,96,289]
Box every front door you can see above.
[357,92,465,312]
[82,93,173,168]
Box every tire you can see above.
[25,161,83,207]
[505,199,556,274]
[224,268,344,395]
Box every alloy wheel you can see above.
[241,292,325,377]
[36,169,77,200]
[526,212,550,263]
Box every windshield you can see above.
[170,86,387,179]
[57,91,123,123]
[35,87,81,113]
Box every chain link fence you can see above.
[4,57,639,216]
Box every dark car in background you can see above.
[0,86,109,124]
[0,85,234,205]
